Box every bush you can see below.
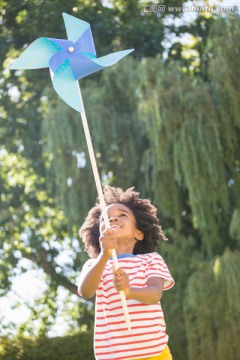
[0,331,94,360]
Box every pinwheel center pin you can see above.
[68,46,75,53]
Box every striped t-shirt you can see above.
[79,252,174,360]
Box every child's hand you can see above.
[112,266,130,296]
[99,228,118,257]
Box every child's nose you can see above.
[109,216,118,222]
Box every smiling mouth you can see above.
[110,224,121,229]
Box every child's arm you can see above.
[78,252,109,298]
[78,228,117,299]
[113,268,164,304]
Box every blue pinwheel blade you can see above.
[93,49,134,68]
[51,59,83,113]
[70,49,134,80]
[62,13,96,56]
[69,54,102,80]
[10,38,61,70]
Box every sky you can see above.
[0,265,48,334]
[1,0,240,339]
[0,258,80,337]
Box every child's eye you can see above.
[120,213,127,217]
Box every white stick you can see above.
[77,83,131,330]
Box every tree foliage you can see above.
[0,332,94,360]
[184,249,240,360]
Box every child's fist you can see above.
[112,266,130,296]
[99,228,118,257]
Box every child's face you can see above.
[99,203,143,244]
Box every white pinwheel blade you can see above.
[51,59,83,113]
[10,38,61,70]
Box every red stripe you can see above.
[97,303,143,312]
[95,330,165,342]
[96,298,120,306]
[96,299,125,307]
[100,290,118,299]
[95,334,166,349]
[96,317,164,327]
[96,308,163,320]
[96,302,160,312]
[97,304,126,312]
[95,323,163,335]
[96,341,168,356]
[96,320,127,327]
[147,268,164,273]
[130,276,146,281]
[164,282,174,290]
[102,278,113,286]
[148,268,169,274]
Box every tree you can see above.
[184,249,240,360]
[1,0,178,337]
[1,1,240,359]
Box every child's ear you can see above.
[136,230,144,241]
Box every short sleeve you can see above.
[146,253,174,291]
[77,259,95,296]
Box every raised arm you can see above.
[78,252,109,298]
[78,228,117,299]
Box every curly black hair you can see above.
[79,186,167,258]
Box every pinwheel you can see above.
[11,12,133,330]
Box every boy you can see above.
[78,186,174,360]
